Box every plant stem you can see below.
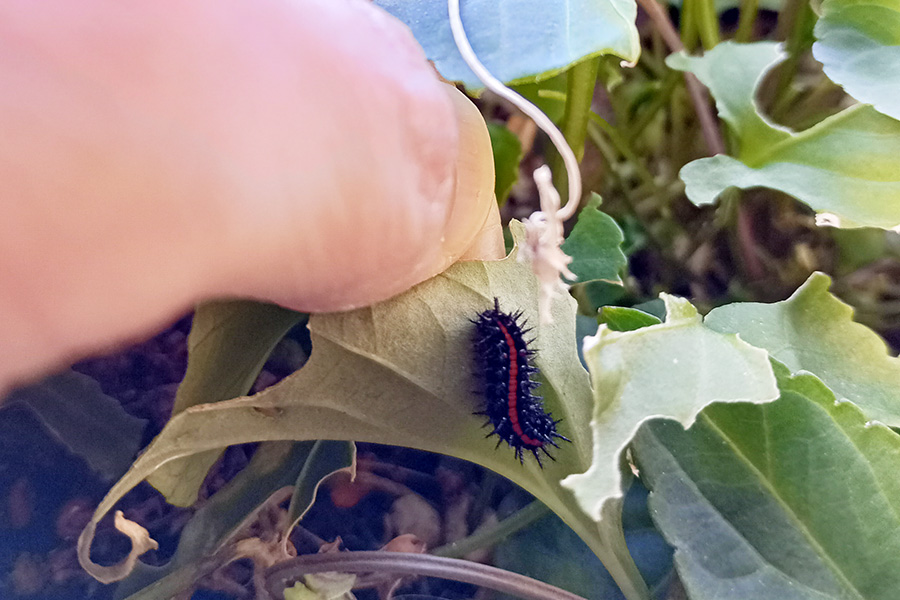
[772,0,817,119]
[735,0,760,42]
[562,58,601,164]
[553,57,600,199]
[639,0,765,278]
[266,552,589,600]
[731,192,765,279]
[692,0,721,49]
[680,0,700,50]
[637,0,726,155]
[431,501,550,559]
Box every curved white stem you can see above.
[447,0,582,220]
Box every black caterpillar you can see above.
[471,298,569,465]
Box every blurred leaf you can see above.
[705,271,900,427]
[147,300,305,506]
[373,0,639,89]
[813,0,900,120]
[599,308,662,332]
[5,370,145,480]
[672,41,900,229]
[487,122,522,205]
[562,194,627,284]
[561,294,778,521]
[80,222,653,599]
[633,362,900,599]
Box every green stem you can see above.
[431,501,550,559]
[680,0,700,50]
[772,0,816,110]
[562,58,601,163]
[266,552,589,600]
[588,503,652,600]
[693,0,721,49]
[735,0,760,42]
[553,58,600,199]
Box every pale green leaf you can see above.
[561,294,778,522]
[813,0,900,120]
[705,271,900,427]
[633,363,900,599]
[671,41,900,229]
[373,0,640,89]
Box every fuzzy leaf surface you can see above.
[633,363,900,599]
[672,41,900,229]
[706,272,900,427]
[374,0,639,89]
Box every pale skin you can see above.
[0,0,502,394]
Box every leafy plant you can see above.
[63,0,900,599]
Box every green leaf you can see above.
[562,194,627,284]
[599,307,662,332]
[487,122,522,205]
[633,362,900,600]
[561,294,778,521]
[705,271,900,427]
[671,41,900,230]
[813,0,900,120]
[373,0,640,89]
[5,370,145,480]
[79,222,652,600]
[147,300,305,506]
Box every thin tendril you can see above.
[447,0,582,221]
